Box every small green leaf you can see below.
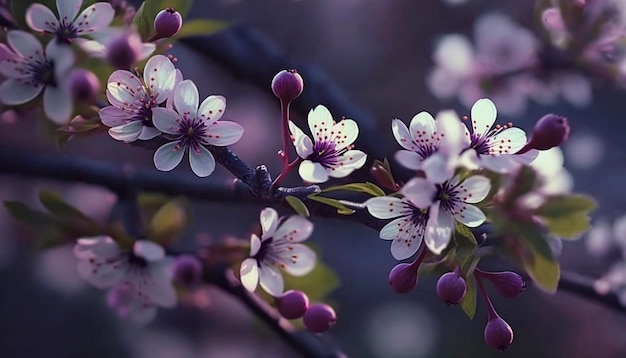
[520,244,560,293]
[149,200,187,243]
[321,182,385,197]
[4,201,57,227]
[544,213,591,239]
[460,273,477,319]
[506,165,537,201]
[176,19,229,38]
[511,221,555,260]
[307,195,355,215]
[454,223,478,275]
[39,190,94,226]
[285,196,310,217]
[536,194,597,218]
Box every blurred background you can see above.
[1,0,625,357]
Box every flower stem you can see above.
[476,274,499,320]
[280,100,292,166]
[271,157,302,189]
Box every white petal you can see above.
[307,105,335,143]
[457,175,491,203]
[436,110,465,156]
[481,154,519,173]
[143,54,176,104]
[260,208,279,239]
[127,303,157,324]
[138,126,161,140]
[390,222,423,260]
[197,95,226,125]
[379,217,405,240]
[73,3,115,34]
[471,98,497,136]
[409,111,436,144]
[174,80,199,115]
[77,260,124,288]
[7,30,42,57]
[57,0,81,21]
[392,118,413,150]
[144,275,177,308]
[74,38,105,56]
[73,236,118,260]
[188,145,216,177]
[153,141,184,171]
[240,258,259,293]
[204,121,244,146]
[106,70,145,108]
[421,153,453,184]
[47,40,74,78]
[454,204,486,227]
[365,196,406,219]
[258,265,284,296]
[43,86,73,124]
[139,43,157,61]
[282,244,316,276]
[250,234,261,256]
[152,107,180,134]
[298,160,329,183]
[0,79,42,105]
[490,127,527,155]
[273,215,313,243]
[424,205,454,255]
[99,106,130,127]
[290,122,314,158]
[330,119,358,150]
[401,177,437,209]
[330,150,367,178]
[395,150,424,170]
[26,4,58,33]
[133,240,165,261]
[108,121,143,142]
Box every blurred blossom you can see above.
[586,219,614,257]
[36,245,86,295]
[64,185,116,220]
[366,302,438,358]
[564,133,605,169]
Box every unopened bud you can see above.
[275,290,309,319]
[520,114,570,152]
[154,7,182,40]
[436,270,467,305]
[388,262,419,294]
[482,271,526,298]
[173,255,203,288]
[105,31,143,69]
[66,69,100,103]
[271,69,304,104]
[370,164,397,191]
[484,317,514,351]
[303,303,336,333]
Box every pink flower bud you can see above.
[105,32,143,69]
[522,114,570,152]
[154,7,182,39]
[173,255,203,287]
[388,262,418,294]
[271,69,304,104]
[275,290,309,319]
[436,270,467,305]
[303,303,336,333]
[66,69,100,103]
[483,271,526,298]
[484,317,514,351]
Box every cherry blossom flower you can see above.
[0,31,74,124]
[392,111,446,171]
[26,0,114,47]
[289,105,367,183]
[74,236,176,323]
[152,80,244,177]
[240,208,316,296]
[402,174,491,254]
[99,54,177,142]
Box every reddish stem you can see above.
[272,157,302,189]
[476,274,499,320]
[280,100,292,166]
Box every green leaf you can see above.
[149,200,187,243]
[4,201,58,227]
[283,259,339,302]
[39,190,94,226]
[321,182,385,197]
[512,221,555,260]
[520,244,560,293]
[285,196,310,217]
[536,194,597,218]
[133,0,193,41]
[307,195,356,215]
[506,165,537,202]
[176,19,228,39]
[544,213,591,239]
[460,273,477,319]
[454,223,478,276]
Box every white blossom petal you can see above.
[188,145,216,177]
[77,260,124,288]
[26,4,58,33]
[204,121,244,146]
[424,203,454,254]
[290,121,314,158]
[471,98,497,136]
[298,160,328,183]
[144,274,177,308]
[139,43,157,61]
[409,111,436,144]
[143,54,176,104]
[392,118,413,150]
[7,30,42,57]
[0,79,42,105]
[330,119,358,150]
[137,126,161,140]
[282,244,316,276]
[99,106,130,127]
[240,258,259,293]
[74,236,119,260]
[106,71,145,108]
[258,265,284,296]
[390,222,423,260]
[43,86,73,124]
[73,3,115,34]
[395,150,424,170]
[379,217,406,240]
[481,154,520,173]
[127,302,157,324]
[401,177,437,209]
[273,215,313,243]
[421,153,452,185]
[436,110,465,156]
[108,121,143,142]
[73,38,105,55]
[152,107,180,134]
[490,127,527,155]
[154,141,184,171]
[365,196,406,219]
[454,204,486,227]
[197,95,226,125]
[174,80,199,115]
[250,234,261,256]
[57,0,81,22]
[260,208,279,239]
[307,105,335,143]
[47,40,74,79]
[133,241,165,262]
[458,175,491,203]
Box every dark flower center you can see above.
[435,182,461,214]
[308,140,338,168]
[56,19,78,44]
[469,133,491,155]
[128,253,148,268]
[175,116,208,152]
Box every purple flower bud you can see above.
[436,270,467,305]
[388,262,418,294]
[484,271,526,298]
[523,114,570,152]
[105,32,143,70]
[303,303,336,333]
[154,7,182,40]
[173,255,203,287]
[275,290,309,319]
[65,69,100,103]
[484,317,514,351]
[271,69,304,104]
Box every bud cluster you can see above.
[274,290,336,334]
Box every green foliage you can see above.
[133,0,193,41]
[454,223,479,276]
[285,196,310,217]
[321,182,385,197]
[520,243,560,293]
[307,195,355,215]
[505,165,537,202]
[535,194,596,239]
[176,19,229,39]
[148,199,188,244]
[460,273,477,319]
[283,259,340,303]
